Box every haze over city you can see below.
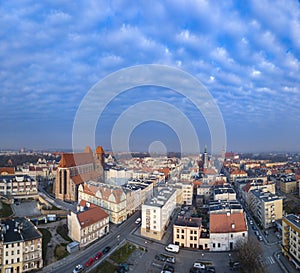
[1,0,300,153]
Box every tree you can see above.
[234,238,266,273]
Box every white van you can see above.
[165,244,179,253]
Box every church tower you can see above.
[94,146,105,181]
[203,145,208,169]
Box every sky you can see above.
[1,0,300,154]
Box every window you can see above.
[181,229,184,233]
[190,236,193,240]
[218,243,221,248]
[6,251,8,256]
[194,236,197,240]
[177,229,179,233]
[213,243,215,248]
[17,250,20,254]
[242,233,245,237]
[177,234,179,239]
[231,234,233,238]
[181,235,184,239]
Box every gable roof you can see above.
[76,205,109,229]
[59,152,94,168]
[210,212,247,233]
[0,167,15,175]
[71,171,99,186]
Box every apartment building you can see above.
[282,214,300,270]
[78,181,127,224]
[248,189,283,229]
[230,169,247,182]
[141,188,176,240]
[67,201,109,248]
[209,200,243,214]
[173,217,202,248]
[280,176,298,194]
[0,217,43,273]
[209,212,248,251]
[213,185,236,201]
[0,175,38,200]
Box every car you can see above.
[95,251,103,260]
[159,254,176,264]
[249,220,253,225]
[135,218,141,224]
[257,235,263,241]
[206,266,216,272]
[103,246,111,254]
[161,271,173,273]
[190,267,202,273]
[85,257,94,267]
[117,263,129,272]
[193,262,206,269]
[166,256,176,264]
[252,225,257,230]
[155,254,166,262]
[163,264,175,273]
[73,264,83,273]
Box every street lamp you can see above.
[228,253,232,267]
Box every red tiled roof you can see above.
[71,171,99,186]
[210,212,247,233]
[0,167,15,175]
[59,152,94,168]
[242,182,252,193]
[230,169,247,175]
[77,205,109,228]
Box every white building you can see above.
[141,188,176,240]
[209,212,248,251]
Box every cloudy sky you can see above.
[1,0,300,153]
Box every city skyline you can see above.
[1,1,300,153]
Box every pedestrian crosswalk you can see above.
[259,256,275,266]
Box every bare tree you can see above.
[234,238,266,273]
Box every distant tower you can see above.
[95,146,105,181]
[203,146,208,169]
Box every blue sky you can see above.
[1,0,300,153]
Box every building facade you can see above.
[248,189,282,229]
[282,214,300,270]
[141,188,176,240]
[0,175,38,200]
[67,201,109,248]
[78,181,127,224]
[0,218,43,273]
[209,212,248,251]
[173,217,202,248]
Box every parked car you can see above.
[165,244,180,253]
[103,246,111,254]
[206,266,216,272]
[73,264,83,273]
[193,262,206,269]
[257,235,263,241]
[85,257,94,267]
[117,263,129,272]
[155,254,167,262]
[95,251,103,260]
[163,264,175,273]
[159,254,176,264]
[135,218,141,224]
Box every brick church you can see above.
[54,146,105,202]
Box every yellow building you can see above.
[282,214,300,270]
[0,218,43,273]
[78,181,127,224]
[280,177,298,194]
[173,217,202,248]
[248,189,282,229]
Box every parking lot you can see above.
[12,199,41,217]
